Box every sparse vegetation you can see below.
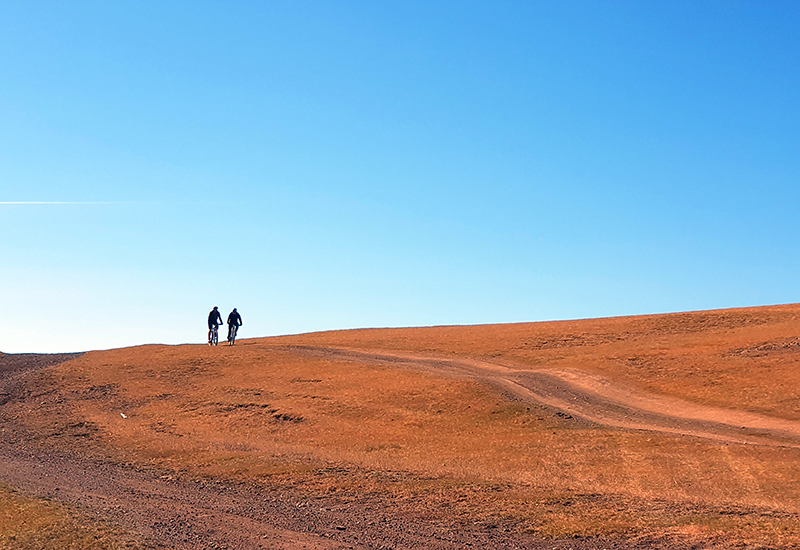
[3,304,800,547]
[0,485,149,550]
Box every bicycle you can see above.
[228,324,239,346]
[208,325,220,346]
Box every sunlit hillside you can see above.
[3,304,800,548]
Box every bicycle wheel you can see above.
[229,325,237,345]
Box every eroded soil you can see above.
[289,346,800,448]
[0,352,693,550]
[2,306,800,549]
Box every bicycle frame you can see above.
[208,325,219,346]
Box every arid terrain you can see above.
[2,304,800,549]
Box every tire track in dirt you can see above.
[0,352,660,550]
[0,443,347,550]
[283,346,800,449]
[0,438,642,550]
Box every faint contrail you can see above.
[0,201,123,205]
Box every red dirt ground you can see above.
[2,304,800,549]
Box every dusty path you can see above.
[0,351,687,550]
[1,348,798,549]
[0,441,347,550]
[283,346,800,449]
[0,441,648,550]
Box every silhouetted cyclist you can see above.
[208,306,223,345]
[227,308,242,344]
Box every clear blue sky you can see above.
[2,1,799,353]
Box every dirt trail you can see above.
[1,348,798,549]
[0,437,679,550]
[284,346,800,449]
[0,351,678,550]
[0,442,348,550]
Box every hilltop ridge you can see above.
[2,304,800,548]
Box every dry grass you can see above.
[9,304,800,546]
[269,304,800,419]
[0,485,148,550]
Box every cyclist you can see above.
[227,308,242,344]
[208,306,223,345]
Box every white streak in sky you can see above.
[0,201,123,205]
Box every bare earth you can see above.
[2,304,800,549]
[282,346,800,450]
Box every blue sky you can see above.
[2,1,799,352]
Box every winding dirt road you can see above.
[1,347,798,549]
[286,346,800,449]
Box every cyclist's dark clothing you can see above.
[208,309,223,330]
[227,310,242,342]
[227,311,242,327]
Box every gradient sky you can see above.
[2,1,799,353]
